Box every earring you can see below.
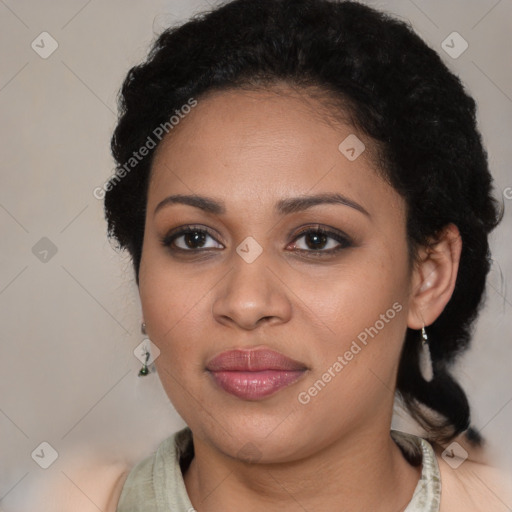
[138,338,150,377]
[419,325,434,382]
[138,322,150,377]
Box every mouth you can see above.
[206,348,308,401]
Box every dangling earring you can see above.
[419,325,434,382]
[138,344,150,376]
[139,322,150,376]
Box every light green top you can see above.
[116,428,441,511]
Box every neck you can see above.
[183,423,421,512]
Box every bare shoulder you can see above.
[433,438,512,512]
[28,459,131,512]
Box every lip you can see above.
[206,348,307,400]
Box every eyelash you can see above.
[160,224,353,257]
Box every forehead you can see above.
[148,86,401,217]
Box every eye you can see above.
[161,225,223,251]
[288,226,352,255]
[160,224,352,256]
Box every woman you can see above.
[44,0,511,510]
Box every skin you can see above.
[138,84,462,512]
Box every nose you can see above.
[211,252,292,331]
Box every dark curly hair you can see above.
[104,0,502,444]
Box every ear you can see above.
[407,223,462,329]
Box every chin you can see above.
[184,402,321,463]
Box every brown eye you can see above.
[289,227,352,255]
[161,226,223,251]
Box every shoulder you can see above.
[117,428,193,510]
[115,447,159,509]
[21,432,187,512]
[433,438,512,512]
[28,460,131,512]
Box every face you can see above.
[138,86,413,463]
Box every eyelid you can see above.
[288,223,352,243]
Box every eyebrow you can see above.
[153,192,370,218]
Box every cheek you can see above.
[295,242,411,401]
[138,251,207,364]
[139,264,216,429]
[302,243,409,339]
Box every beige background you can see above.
[0,0,511,510]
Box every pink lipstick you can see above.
[206,348,307,400]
